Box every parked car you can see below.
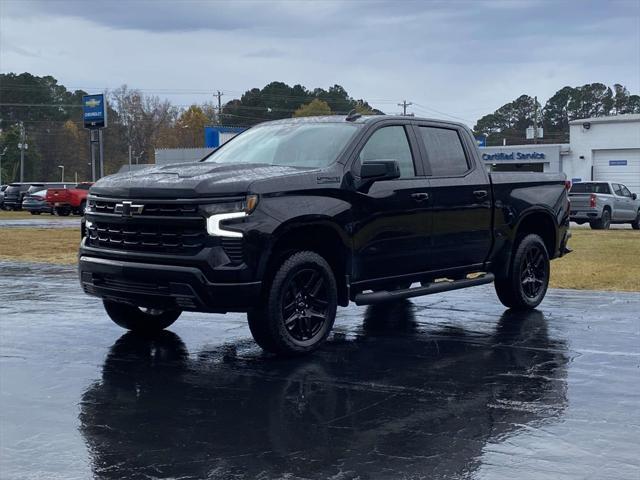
[3,182,74,210]
[2,183,32,210]
[22,189,54,215]
[569,181,640,229]
[46,182,93,216]
[80,115,571,356]
[0,185,8,210]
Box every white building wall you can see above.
[563,114,640,186]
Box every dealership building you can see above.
[480,114,640,193]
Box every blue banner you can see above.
[82,94,107,129]
[608,160,627,166]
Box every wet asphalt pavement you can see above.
[1,261,639,480]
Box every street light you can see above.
[58,165,64,182]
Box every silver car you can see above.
[569,181,640,229]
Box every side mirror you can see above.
[633,193,637,200]
[358,160,401,192]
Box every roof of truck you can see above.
[261,114,468,129]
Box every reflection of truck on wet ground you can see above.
[569,181,640,229]
[79,307,568,480]
[46,182,93,216]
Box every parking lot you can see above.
[1,260,639,479]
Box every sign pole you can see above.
[98,129,104,179]
[90,130,97,182]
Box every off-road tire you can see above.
[55,207,71,216]
[494,234,550,310]
[103,300,181,333]
[247,251,337,356]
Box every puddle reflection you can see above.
[80,304,568,479]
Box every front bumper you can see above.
[79,255,262,312]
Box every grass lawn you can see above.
[0,227,638,292]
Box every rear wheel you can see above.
[631,210,640,230]
[247,251,337,356]
[79,200,87,216]
[103,299,181,333]
[590,209,611,230]
[494,234,550,310]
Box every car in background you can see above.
[22,189,54,215]
[2,183,32,210]
[3,182,74,210]
[47,182,93,215]
[0,185,8,210]
[569,181,640,229]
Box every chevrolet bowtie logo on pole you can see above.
[85,98,101,108]
[114,201,145,217]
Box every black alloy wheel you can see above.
[247,251,337,355]
[281,268,330,342]
[519,244,547,299]
[494,233,550,310]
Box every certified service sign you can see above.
[82,94,107,129]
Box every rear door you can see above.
[414,123,493,271]
[611,183,631,220]
[350,123,433,280]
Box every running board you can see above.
[354,273,495,306]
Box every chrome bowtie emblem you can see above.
[114,201,144,217]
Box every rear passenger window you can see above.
[359,126,416,178]
[419,127,469,176]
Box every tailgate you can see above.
[46,188,70,203]
[568,194,593,209]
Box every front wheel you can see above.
[247,251,337,356]
[55,207,71,216]
[103,300,181,333]
[494,234,550,310]
[631,211,640,230]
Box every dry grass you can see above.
[550,229,639,291]
[0,228,80,264]
[0,227,638,291]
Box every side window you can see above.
[359,126,416,178]
[612,184,623,196]
[419,127,470,176]
[620,185,632,197]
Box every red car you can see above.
[46,182,93,216]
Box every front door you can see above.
[350,124,432,281]
[414,124,493,271]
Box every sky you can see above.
[1,0,639,126]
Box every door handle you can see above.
[473,190,488,199]
[410,192,430,202]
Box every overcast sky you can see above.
[1,0,639,125]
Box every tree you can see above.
[474,95,539,145]
[293,99,332,117]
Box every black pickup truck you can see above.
[80,115,571,355]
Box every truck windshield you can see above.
[204,122,361,168]
[570,183,610,194]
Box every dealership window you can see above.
[419,127,469,176]
[359,126,416,178]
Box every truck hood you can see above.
[90,162,315,198]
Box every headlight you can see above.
[203,195,258,237]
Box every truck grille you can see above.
[86,221,206,254]
[88,199,199,217]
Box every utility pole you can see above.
[18,122,27,182]
[0,147,7,185]
[397,100,413,116]
[216,90,224,124]
[533,96,539,145]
